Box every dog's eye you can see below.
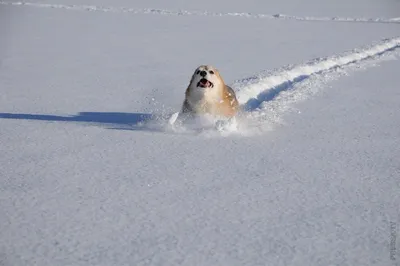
[209,70,214,75]
[196,70,200,75]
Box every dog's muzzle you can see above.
[197,78,214,88]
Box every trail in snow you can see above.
[236,37,400,107]
[233,37,400,133]
[1,1,400,24]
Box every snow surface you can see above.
[2,1,400,25]
[1,0,400,265]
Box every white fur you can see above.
[186,65,223,112]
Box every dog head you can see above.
[189,65,225,90]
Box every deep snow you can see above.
[1,1,400,265]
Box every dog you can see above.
[181,65,238,117]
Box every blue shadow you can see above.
[0,112,153,130]
[243,74,309,111]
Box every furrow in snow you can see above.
[233,37,400,132]
[1,1,400,24]
[235,37,400,109]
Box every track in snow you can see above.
[236,37,400,109]
[1,1,400,25]
[232,37,400,133]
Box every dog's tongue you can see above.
[200,79,209,86]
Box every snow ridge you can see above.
[1,1,400,24]
[229,37,400,132]
[235,37,400,109]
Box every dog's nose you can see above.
[199,71,207,77]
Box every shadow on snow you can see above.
[0,112,157,131]
[242,74,309,111]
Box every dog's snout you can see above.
[199,71,207,77]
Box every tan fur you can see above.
[182,65,238,117]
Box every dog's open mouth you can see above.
[197,78,214,88]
